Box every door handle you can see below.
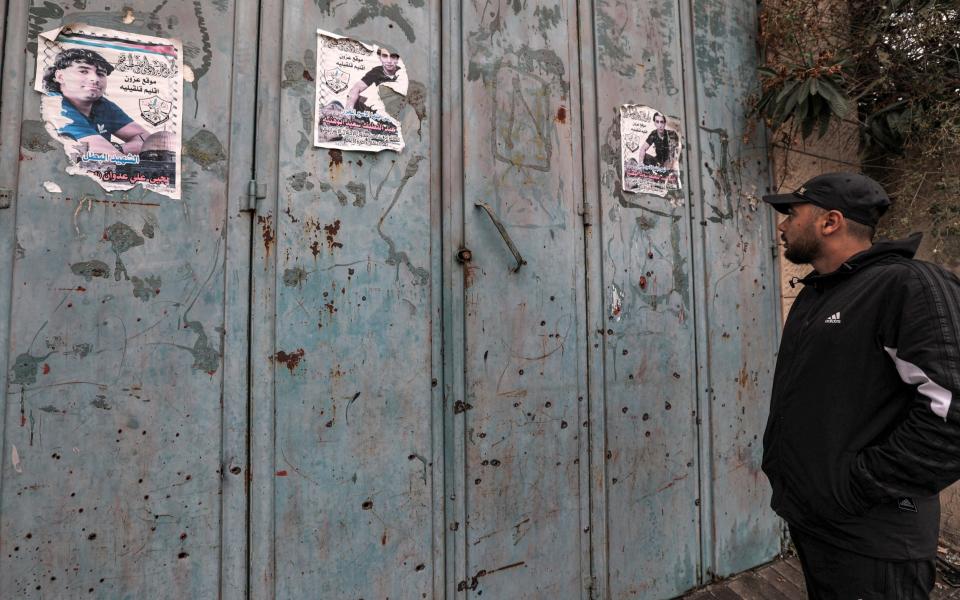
[474,201,526,272]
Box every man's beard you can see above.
[783,231,821,265]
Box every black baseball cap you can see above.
[762,172,891,228]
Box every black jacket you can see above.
[762,234,960,559]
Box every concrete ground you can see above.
[679,553,960,599]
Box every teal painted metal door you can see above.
[0,1,256,598]
[1,1,782,598]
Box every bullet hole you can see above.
[607,329,613,335]
[642,413,650,421]
[560,420,568,429]
[138,478,143,484]
[647,251,654,259]
[622,349,628,355]
[518,369,524,375]
[612,478,618,484]
[25,533,32,539]
[645,431,651,437]
[664,402,672,410]
[606,450,612,459]
[474,478,481,485]
[431,378,438,387]
[415,564,425,571]
[87,533,96,540]
[481,460,489,466]
[549,296,555,301]
[540,320,546,326]
[180,533,187,540]
[408,454,416,460]
[478,432,486,438]
[545,401,552,408]
[229,466,242,475]
[144,495,150,500]
[362,500,373,510]
[79,508,84,513]
[628,374,634,379]
[490,459,501,467]
[621,406,628,413]
[178,552,189,559]
[185,474,191,481]
[673,372,680,379]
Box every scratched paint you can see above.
[3,1,241,597]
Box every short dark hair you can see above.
[846,218,876,241]
[653,112,666,123]
[42,48,113,93]
[809,204,876,240]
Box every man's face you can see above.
[654,116,666,132]
[777,202,824,265]
[55,61,107,103]
[379,50,399,75]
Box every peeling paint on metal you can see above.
[11,445,22,474]
[274,349,305,373]
[20,120,56,153]
[184,130,227,169]
[71,260,111,281]
[282,267,309,287]
[42,181,61,193]
[131,275,162,302]
[104,222,145,282]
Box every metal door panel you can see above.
[0,2,253,597]
[586,1,702,597]
[689,0,783,579]
[458,1,590,597]
[260,3,443,598]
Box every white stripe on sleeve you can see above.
[884,346,953,421]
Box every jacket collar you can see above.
[798,232,922,287]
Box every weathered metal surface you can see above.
[0,1,251,598]
[689,0,784,580]
[0,1,782,598]
[587,1,703,597]
[457,0,591,597]
[253,2,443,598]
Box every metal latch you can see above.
[242,180,266,212]
[0,189,12,210]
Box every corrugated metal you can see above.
[0,1,782,598]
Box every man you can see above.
[345,47,402,114]
[762,172,960,599]
[42,48,148,156]
[638,112,679,168]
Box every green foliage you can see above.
[754,0,960,156]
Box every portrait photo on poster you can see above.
[34,24,183,199]
[314,29,408,153]
[621,104,683,198]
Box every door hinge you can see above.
[0,188,12,210]
[581,197,594,226]
[242,180,266,212]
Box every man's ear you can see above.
[821,210,844,236]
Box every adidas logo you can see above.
[824,312,842,324]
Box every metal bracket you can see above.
[242,180,266,212]
[0,189,12,210]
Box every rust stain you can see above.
[42,364,50,375]
[324,220,343,250]
[738,365,750,388]
[275,470,288,477]
[273,348,305,373]
[324,303,337,315]
[310,240,321,258]
[638,275,648,290]
[257,215,275,256]
[555,106,567,124]
[302,69,314,81]
[328,149,343,168]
